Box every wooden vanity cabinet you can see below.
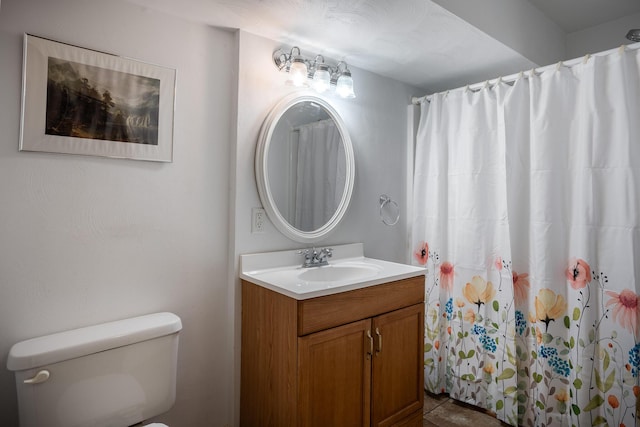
[241,276,425,427]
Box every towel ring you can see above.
[379,195,399,226]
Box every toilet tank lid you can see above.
[7,312,182,371]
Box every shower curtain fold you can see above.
[293,119,345,230]
[412,46,640,427]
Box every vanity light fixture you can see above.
[627,29,640,42]
[273,47,356,98]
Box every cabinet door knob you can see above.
[366,330,373,359]
[375,328,382,354]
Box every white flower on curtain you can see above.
[412,46,640,427]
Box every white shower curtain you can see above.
[412,46,640,427]
[294,119,345,230]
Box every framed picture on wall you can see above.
[19,34,176,162]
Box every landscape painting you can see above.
[20,34,175,162]
[46,58,160,145]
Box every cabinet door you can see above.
[371,304,424,427]
[298,318,372,427]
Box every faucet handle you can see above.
[316,248,332,264]
[297,249,311,258]
[297,248,314,267]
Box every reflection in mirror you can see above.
[255,94,354,243]
[267,101,346,232]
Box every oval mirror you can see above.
[255,94,355,243]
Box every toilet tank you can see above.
[7,312,182,427]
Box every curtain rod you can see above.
[411,42,640,105]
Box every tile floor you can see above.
[423,392,511,427]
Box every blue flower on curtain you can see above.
[445,298,453,320]
[478,332,497,353]
[545,354,571,378]
[630,344,640,378]
[515,310,527,335]
[538,345,557,359]
[471,324,486,335]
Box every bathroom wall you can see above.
[0,0,236,425]
[566,12,640,59]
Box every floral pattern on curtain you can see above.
[412,46,640,427]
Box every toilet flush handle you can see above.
[24,369,50,384]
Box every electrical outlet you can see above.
[252,207,266,233]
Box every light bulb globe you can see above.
[289,58,308,87]
[312,68,331,93]
[335,73,355,98]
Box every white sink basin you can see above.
[298,262,382,282]
[240,243,425,300]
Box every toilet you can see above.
[6,312,182,427]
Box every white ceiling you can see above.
[127,0,640,93]
[526,0,640,33]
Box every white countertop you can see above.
[239,243,425,300]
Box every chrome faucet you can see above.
[298,247,333,268]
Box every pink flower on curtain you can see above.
[494,257,503,271]
[605,289,639,336]
[414,241,429,265]
[440,262,454,291]
[566,258,591,290]
[512,271,530,306]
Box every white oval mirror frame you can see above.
[255,93,355,243]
